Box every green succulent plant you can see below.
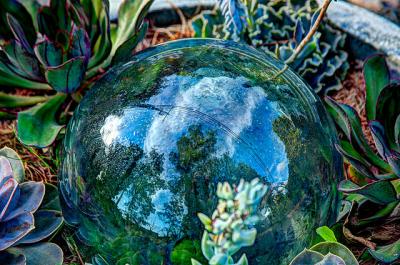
[325,55,400,263]
[192,0,349,94]
[192,178,268,265]
[0,147,64,265]
[0,0,153,147]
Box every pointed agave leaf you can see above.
[34,37,63,67]
[45,57,86,93]
[9,242,63,265]
[369,121,391,160]
[364,55,390,120]
[112,0,153,56]
[6,14,33,54]
[0,92,47,108]
[2,181,45,222]
[3,40,42,81]
[87,0,112,69]
[339,179,397,205]
[356,201,398,226]
[375,83,400,149]
[18,210,63,244]
[368,239,400,263]
[310,242,358,265]
[0,212,34,251]
[335,142,375,179]
[0,147,24,183]
[325,97,391,172]
[112,22,148,65]
[289,249,324,265]
[387,151,400,176]
[17,94,67,147]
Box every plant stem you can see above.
[273,0,332,79]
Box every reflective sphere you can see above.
[59,39,342,265]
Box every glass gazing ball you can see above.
[59,39,342,265]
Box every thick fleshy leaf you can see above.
[0,157,13,183]
[6,14,33,54]
[112,0,153,55]
[357,201,398,226]
[387,151,400,176]
[34,37,63,67]
[2,181,45,222]
[201,231,214,260]
[315,253,346,265]
[339,180,397,205]
[70,25,91,62]
[0,250,25,265]
[369,121,391,160]
[375,83,400,149]
[87,0,112,69]
[45,57,85,93]
[347,165,370,186]
[17,210,63,244]
[0,212,34,251]
[289,249,324,265]
[335,142,374,179]
[0,111,16,120]
[325,97,391,172]
[0,177,19,221]
[310,242,358,265]
[3,40,42,81]
[316,226,337,242]
[368,239,400,263]
[17,94,67,148]
[40,183,62,211]
[364,55,390,121]
[9,242,63,265]
[111,22,147,65]
[0,92,47,108]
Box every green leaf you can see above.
[316,226,337,242]
[45,57,85,93]
[289,249,324,265]
[0,111,15,120]
[310,242,358,265]
[171,240,207,265]
[375,83,400,149]
[112,22,148,65]
[339,180,397,205]
[364,55,390,121]
[40,183,62,211]
[34,38,63,67]
[315,253,346,265]
[112,0,153,55]
[368,239,400,263]
[356,201,399,227]
[201,231,214,260]
[395,114,400,148]
[0,147,24,183]
[17,93,67,147]
[325,97,391,172]
[0,92,47,108]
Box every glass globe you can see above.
[59,39,342,265]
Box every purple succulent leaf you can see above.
[70,24,91,64]
[2,181,45,222]
[6,13,33,54]
[0,147,24,183]
[45,56,86,93]
[0,157,13,183]
[9,242,63,265]
[34,36,63,67]
[0,212,34,251]
[387,151,400,177]
[369,120,391,160]
[0,177,20,222]
[0,249,26,265]
[17,210,63,244]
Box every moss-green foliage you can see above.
[192,0,349,94]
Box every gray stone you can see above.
[325,0,400,72]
